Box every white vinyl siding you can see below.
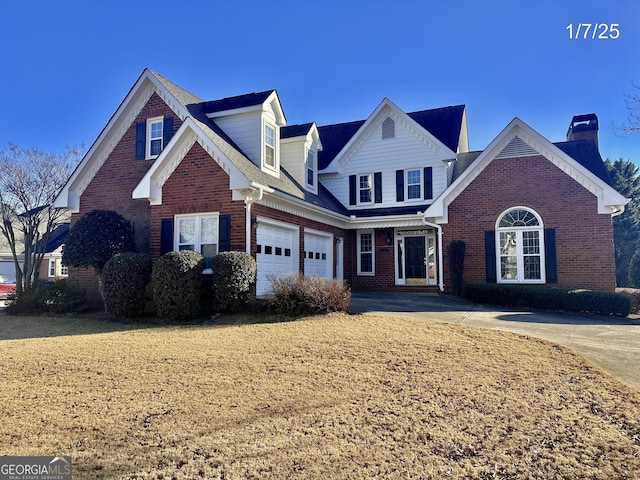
[214,114,263,166]
[321,112,451,210]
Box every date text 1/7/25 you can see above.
[566,23,620,39]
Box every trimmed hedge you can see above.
[266,273,351,316]
[152,250,205,321]
[462,283,631,317]
[211,251,256,313]
[103,253,152,318]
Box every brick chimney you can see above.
[567,113,599,148]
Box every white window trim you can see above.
[174,212,220,273]
[48,259,56,277]
[405,168,423,202]
[146,116,164,160]
[357,173,374,205]
[263,122,278,172]
[495,207,546,284]
[357,229,375,276]
[305,147,318,193]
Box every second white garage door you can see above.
[304,229,333,279]
[256,220,298,296]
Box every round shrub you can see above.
[211,251,256,312]
[152,250,205,321]
[103,253,152,318]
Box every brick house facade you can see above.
[54,69,627,301]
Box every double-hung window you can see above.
[406,169,422,200]
[358,230,374,275]
[176,213,219,270]
[496,208,545,283]
[264,123,276,169]
[306,149,316,188]
[358,174,373,204]
[147,117,164,158]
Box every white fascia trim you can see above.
[259,190,351,229]
[54,69,191,212]
[425,117,629,223]
[320,98,456,174]
[132,117,250,205]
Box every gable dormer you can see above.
[281,123,323,194]
[202,90,286,177]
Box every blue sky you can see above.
[1,0,639,163]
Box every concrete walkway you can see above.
[351,292,640,391]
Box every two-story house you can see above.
[54,69,628,302]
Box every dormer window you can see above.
[264,123,276,169]
[306,149,317,190]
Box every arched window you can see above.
[496,207,545,283]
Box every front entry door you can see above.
[405,236,426,279]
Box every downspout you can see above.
[422,216,445,293]
[244,186,265,254]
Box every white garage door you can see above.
[304,230,332,279]
[256,221,297,296]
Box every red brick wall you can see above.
[149,142,246,256]
[442,155,616,292]
[69,93,181,304]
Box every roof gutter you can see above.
[242,182,273,254]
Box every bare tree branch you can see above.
[0,143,84,293]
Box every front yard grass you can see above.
[1,312,639,479]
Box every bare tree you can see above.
[619,81,640,135]
[0,143,83,294]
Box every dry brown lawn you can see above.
[1,312,639,479]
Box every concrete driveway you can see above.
[351,292,640,391]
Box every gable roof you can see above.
[281,123,315,139]
[554,139,611,185]
[426,117,628,223]
[200,90,276,114]
[317,103,465,170]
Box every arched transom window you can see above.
[496,207,545,283]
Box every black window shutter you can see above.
[135,121,146,160]
[544,228,557,283]
[219,214,231,252]
[160,218,174,255]
[424,167,433,200]
[349,175,357,205]
[485,230,497,283]
[395,170,404,202]
[374,172,382,203]
[163,116,173,150]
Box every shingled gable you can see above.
[425,117,628,223]
[317,101,465,172]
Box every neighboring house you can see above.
[35,222,70,282]
[0,219,69,282]
[53,69,628,302]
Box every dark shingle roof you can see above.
[450,141,611,186]
[281,123,314,139]
[407,105,465,153]
[317,105,465,170]
[200,90,276,115]
[317,120,366,170]
[554,140,611,185]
